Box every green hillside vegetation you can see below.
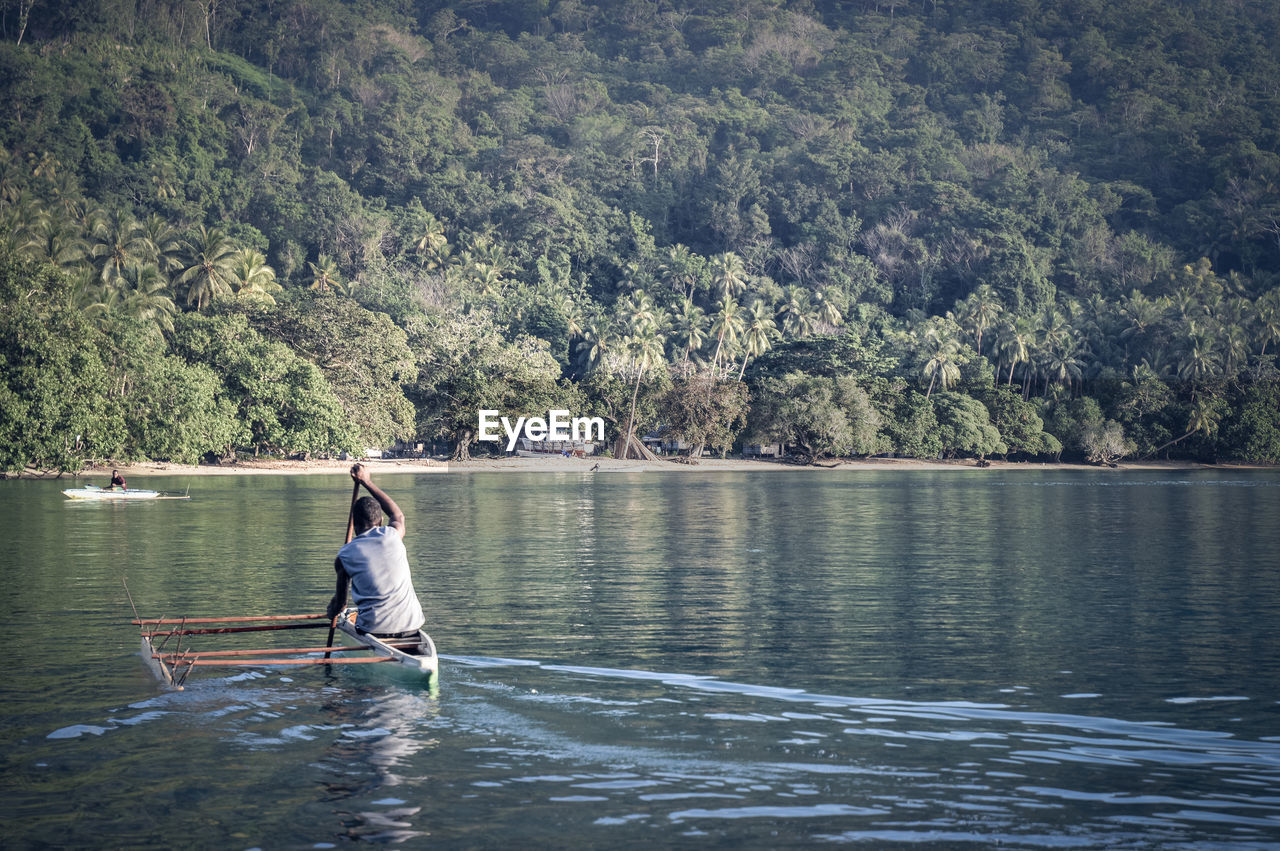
[2,0,1279,471]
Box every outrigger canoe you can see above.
[133,610,437,689]
[63,486,189,500]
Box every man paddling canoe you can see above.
[326,464,425,639]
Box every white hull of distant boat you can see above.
[63,486,163,500]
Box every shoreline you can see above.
[17,455,1270,479]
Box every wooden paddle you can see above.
[324,478,361,659]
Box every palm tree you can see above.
[776,285,817,338]
[307,254,344,294]
[1119,291,1166,350]
[0,151,24,203]
[467,236,513,279]
[232,249,281,303]
[413,211,449,264]
[814,287,844,328]
[670,297,707,375]
[80,287,118,332]
[709,251,748,301]
[576,322,614,374]
[28,151,59,181]
[558,294,585,340]
[709,296,745,379]
[177,226,239,310]
[468,262,502,299]
[1170,288,1203,323]
[1254,289,1280,357]
[615,260,646,295]
[67,266,104,315]
[738,299,779,379]
[920,323,962,399]
[150,158,179,202]
[139,213,184,274]
[117,262,178,334]
[0,208,35,260]
[1041,336,1087,396]
[658,243,703,300]
[1146,399,1222,458]
[90,211,149,289]
[1215,295,1251,328]
[1139,352,1174,379]
[1036,306,1071,353]
[618,328,667,459]
[620,290,662,336]
[27,214,88,269]
[958,284,1002,357]
[49,171,86,221]
[1176,324,1222,387]
[1220,322,1250,376]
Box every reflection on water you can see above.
[3,470,1280,847]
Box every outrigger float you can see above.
[131,610,438,690]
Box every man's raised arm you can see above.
[351,464,406,536]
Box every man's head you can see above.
[353,496,382,534]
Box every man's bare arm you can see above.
[327,557,349,618]
[351,464,406,536]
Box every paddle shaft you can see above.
[325,479,361,657]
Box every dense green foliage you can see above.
[1,0,1278,471]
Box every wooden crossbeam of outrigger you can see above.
[140,623,332,637]
[163,656,399,667]
[152,643,418,658]
[133,614,330,624]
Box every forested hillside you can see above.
[2,0,1279,471]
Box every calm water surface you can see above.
[2,469,1279,848]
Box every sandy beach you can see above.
[31,454,1257,479]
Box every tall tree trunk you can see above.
[619,367,644,459]
[451,428,474,462]
[710,329,726,380]
[1143,428,1195,459]
[16,0,35,46]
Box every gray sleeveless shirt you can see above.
[337,526,425,634]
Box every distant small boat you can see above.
[513,437,596,458]
[62,485,187,501]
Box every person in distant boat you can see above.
[326,464,425,639]
[105,469,127,490]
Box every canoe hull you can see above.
[335,610,438,678]
[64,487,160,500]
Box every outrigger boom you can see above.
[132,610,438,689]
